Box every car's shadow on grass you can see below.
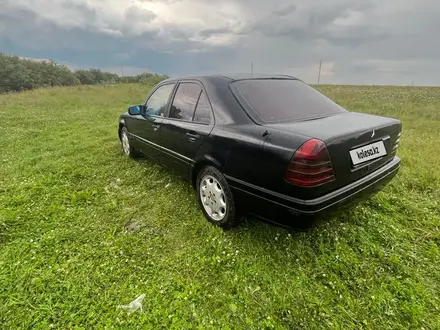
[235,212,341,236]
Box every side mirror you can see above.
[128,105,142,116]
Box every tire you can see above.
[120,127,138,158]
[196,166,239,229]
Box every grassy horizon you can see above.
[0,84,439,329]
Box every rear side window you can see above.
[193,91,211,124]
[169,83,201,121]
[230,79,347,123]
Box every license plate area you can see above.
[349,141,387,166]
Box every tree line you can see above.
[0,53,168,93]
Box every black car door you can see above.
[129,83,176,160]
[158,81,214,177]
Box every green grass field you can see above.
[0,84,439,329]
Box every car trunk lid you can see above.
[264,112,402,188]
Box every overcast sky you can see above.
[1,0,439,85]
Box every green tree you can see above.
[0,53,168,93]
[0,53,80,92]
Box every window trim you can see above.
[192,90,212,125]
[165,79,214,126]
[142,82,177,119]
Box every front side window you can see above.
[145,84,175,117]
[169,83,202,121]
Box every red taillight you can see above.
[285,138,335,187]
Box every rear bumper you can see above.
[227,156,401,220]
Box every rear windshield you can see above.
[230,79,347,123]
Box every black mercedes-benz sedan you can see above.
[118,74,402,229]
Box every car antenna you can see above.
[262,130,270,138]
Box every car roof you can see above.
[161,73,299,83]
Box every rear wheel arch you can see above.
[191,155,225,189]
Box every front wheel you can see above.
[196,166,239,229]
[120,127,138,158]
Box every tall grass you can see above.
[0,84,439,329]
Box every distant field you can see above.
[0,84,439,329]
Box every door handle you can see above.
[152,124,160,131]
[186,132,200,142]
